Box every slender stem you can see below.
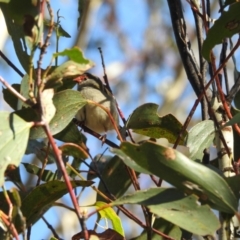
[42,216,61,239]
[0,50,24,77]
[0,76,35,107]
[43,125,82,221]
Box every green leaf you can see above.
[54,121,86,144]
[202,2,240,61]
[11,188,22,207]
[0,180,93,231]
[22,163,56,182]
[112,188,220,236]
[2,84,20,110]
[44,20,71,38]
[14,107,39,122]
[0,112,32,186]
[224,112,240,127]
[24,13,43,50]
[96,201,124,237]
[225,175,240,198]
[22,180,93,227]
[97,155,139,201]
[186,120,215,161]
[57,25,71,38]
[0,2,36,72]
[44,59,94,88]
[53,47,91,64]
[18,75,33,108]
[112,141,238,214]
[223,0,238,8]
[25,139,55,163]
[0,0,39,24]
[234,90,240,110]
[131,218,181,240]
[87,154,112,181]
[126,103,187,144]
[30,89,87,139]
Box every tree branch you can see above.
[167,0,212,101]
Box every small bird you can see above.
[75,73,119,134]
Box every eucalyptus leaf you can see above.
[30,90,87,139]
[112,141,238,214]
[22,163,56,182]
[112,188,220,236]
[126,103,187,144]
[97,155,139,201]
[54,121,86,144]
[186,120,215,161]
[0,180,93,232]
[0,112,32,186]
[96,201,124,237]
[2,84,20,110]
[44,60,94,88]
[202,2,240,61]
[130,218,181,240]
[224,112,240,127]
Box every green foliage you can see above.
[186,120,215,161]
[0,180,93,232]
[202,2,240,61]
[0,112,32,186]
[112,188,220,235]
[96,201,124,237]
[1,1,240,239]
[126,103,188,144]
[30,90,87,138]
[131,218,182,240]
[113,141,238,214]
[97,155,140,201]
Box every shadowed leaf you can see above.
[202,2,240,61]
[0,112,32,186]
[112,141,238,214]
[112,188,220,236]
[126,103,187,144]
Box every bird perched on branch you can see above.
[74,73,119,134]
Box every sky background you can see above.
[0,0,228,239]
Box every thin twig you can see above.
[67,163,171,238]
[98,47,111,93]
[0,76,34,107]
[34,1,85,235]
[174,37,240,148]
[0,50,24,77]
[43,125,82,223]
[73,118,119,148]
[36,141,50,186]
[42,216,62,239]
[98,47,134,142]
